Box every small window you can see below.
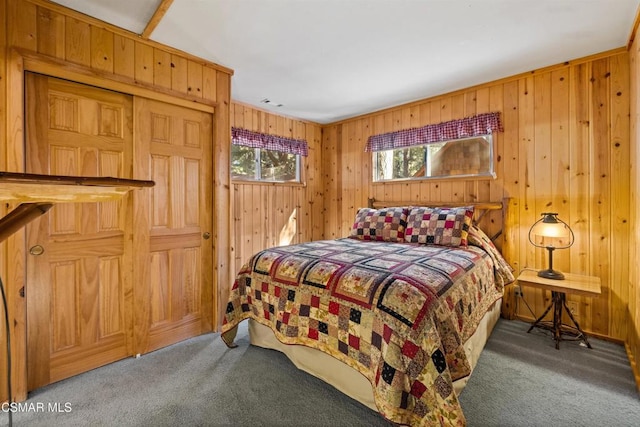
[231,145,301,182]
[373,135,495,182]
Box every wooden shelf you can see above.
[0,172,155,242]
[0,172,155,203]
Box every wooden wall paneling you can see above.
[464,90,477,116]
[262,185,271,247]
[297,121,309,242]
[202,66,218,103]
[429,101,442,201]
[500,81,520,316]
[417,104,432,202]
[448,94,464,203]
[8,0,37,51]
[474,88,491,218]
[235,183,245,273]
[64,16,91,67]
[342,122,356,231]
[590,58,612,336]
[610,53,631,340]
[36,6,64,59]
[488,87,504,243]
[274,185,285,245]
[517,76,541,319]
[153,48,172,89]
[370,114,383,203]
[550,68,574,323]
[214,71,231,329]
[439,98,455,202]
[533,73,553,316]
[312,125,325,241]
[90,26,114,73]
[252,185,263,253]
[361,117,373,207]
[134,41,154,85]
[187,60,203,98]
[169,55,187,95]
[113,34,135,79]
[354,119,364,212]
[569,63,594,331]
[324,125,338,239]
[406,106,421,204]
[399,108,413,204]
[296,121,309,243]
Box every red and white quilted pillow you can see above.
[404,206,474,247]
[349,207,408,242]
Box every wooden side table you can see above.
[516,269,601,349]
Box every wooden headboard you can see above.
[366,197,510,243]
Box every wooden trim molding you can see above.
[17,49,216,113]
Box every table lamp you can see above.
[528,212,574,280]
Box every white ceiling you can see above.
[51,0,639,124]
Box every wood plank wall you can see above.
[0,0,233,401]
[322,50,631,342]
[230,103,324,274]
[628,20,640,389]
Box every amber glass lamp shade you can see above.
[528,213,574,280]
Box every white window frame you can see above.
[372,134,496,182]
[231,146,302,183]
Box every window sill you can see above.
[231,179,307,188]
[373,172,496,184]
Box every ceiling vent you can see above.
[260,98,283,108]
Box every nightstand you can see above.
[516,269,601,349]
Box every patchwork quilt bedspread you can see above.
[222,234,513,426]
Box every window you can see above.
[373,135,495,182]
[366,112,503,182]
[231,145,300,182]
[231,127,307,183]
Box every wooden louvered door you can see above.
[25,73,135,389]
[133,97,213,354]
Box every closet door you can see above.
[133,98,213,354]
[25,73,134,389]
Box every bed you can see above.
[221,201,514,426]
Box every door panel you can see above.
[134,97,213,354]
[25,73,134,389]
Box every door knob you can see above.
[29,245,45,256]
[202,232,211,240]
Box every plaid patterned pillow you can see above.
[404,206,474,247]
[350,207,408,242]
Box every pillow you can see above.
[404,206,474,247]
[349,207,408,242]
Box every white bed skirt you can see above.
[248,299,502,411]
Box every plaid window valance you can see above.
[232,127,308,157]
[365,112,503,152]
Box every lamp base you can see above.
[537,269,565,280]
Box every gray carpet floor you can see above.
[2,319,639,426]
